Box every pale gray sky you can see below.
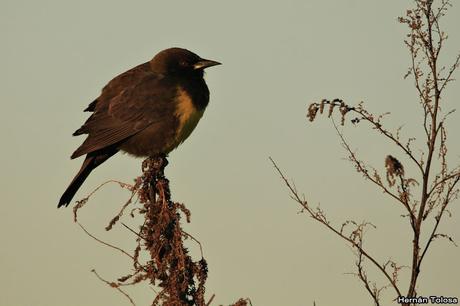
[1,1,459,305]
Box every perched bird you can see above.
[58,48,221,207]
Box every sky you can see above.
[1,1,459,305]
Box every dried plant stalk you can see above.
[74,155,247,306]
[276,1,459,305]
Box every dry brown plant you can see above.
[73,155,249,306]
[272,1,459,305]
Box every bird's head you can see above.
[150,48,221,76]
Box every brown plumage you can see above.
[58,48,220,207]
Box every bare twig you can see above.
[91,269,136,306]
[270,157,403,298]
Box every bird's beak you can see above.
[193,59,222,70]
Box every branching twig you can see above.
[92,269,136,306]
[270,157,403,298]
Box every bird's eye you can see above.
[180,61,188,67]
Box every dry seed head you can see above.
[328,102,335,118]
[319,99,326,114]
[307,104,319,122]
[385,155,405,177]
[385,155,405,187]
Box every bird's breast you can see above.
[170,87,205,150]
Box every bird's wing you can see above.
[79,62,153,114]
[71,74,176,159]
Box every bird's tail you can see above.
[58,150,117,208]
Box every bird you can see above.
[58,48,221,208]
